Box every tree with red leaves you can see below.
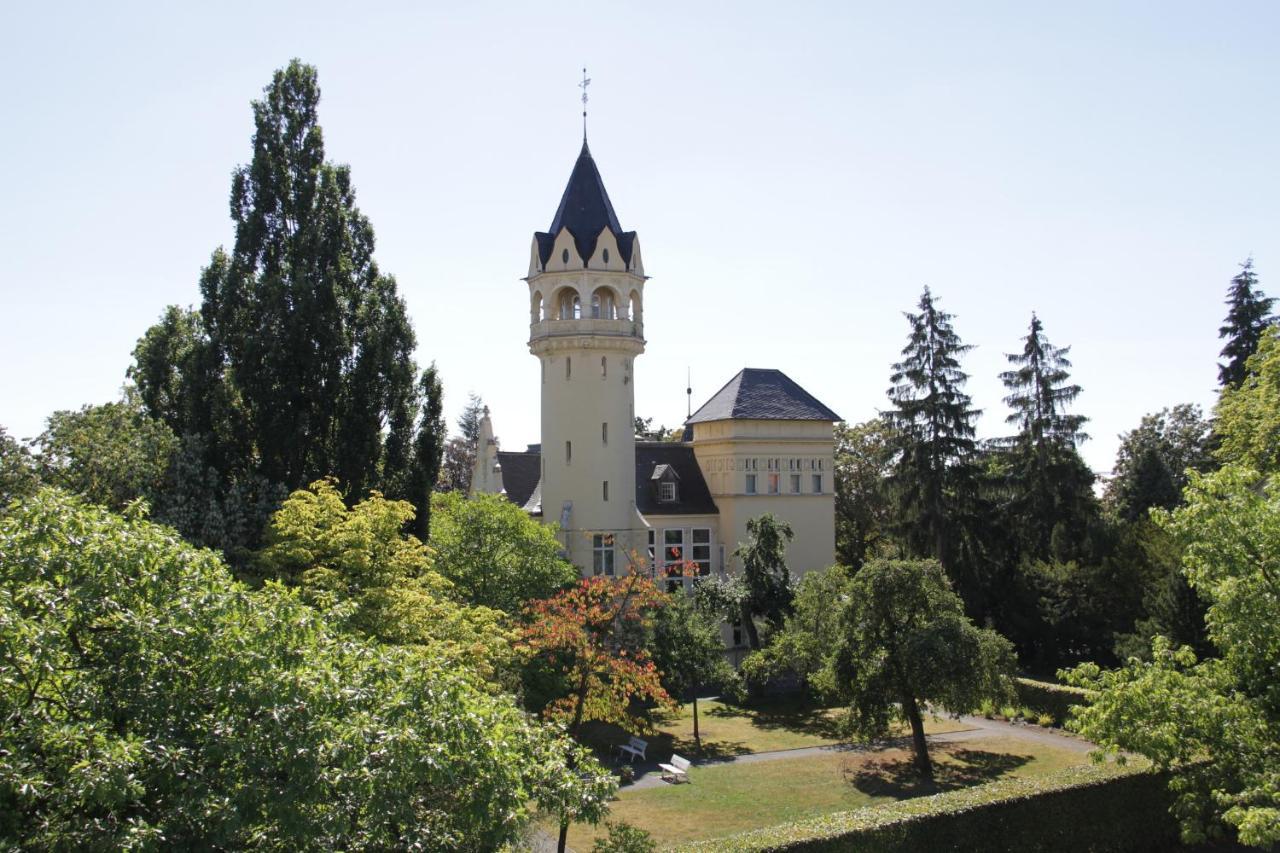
[520,570,675,853]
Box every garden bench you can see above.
[659,753,691,783]
[615,736,648,764]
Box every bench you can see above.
[615,736,648,764]
[659,754,692,783]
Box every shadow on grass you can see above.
[845,746,1034,798]
[578,719,751,762]
[707,698,846,741]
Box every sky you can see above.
[3,1,1278,476]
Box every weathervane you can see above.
[579,67,591,140]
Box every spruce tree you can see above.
[997,313,1095,560]
[886,287,981,580]
[1218,258,1273,389]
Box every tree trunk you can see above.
[692,694,701,752]
[557,669,592,853]
[740,602,761,651]
[904,696,933,780]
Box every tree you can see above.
[429,490,579,614]
[1218,258,1274,389]
[518,573,674,853]
[1067,466,1280,847]
[33,398,177,513]
[255,479,512,681]
[1215,327,1280,474]
[0,488,613,850]
[1106,404,1214,522]
[733,514,796,650]
[130,61,421,506]
[439,436,474,492]
[830,559,1015,779]
[404,364,446,539]
[833,418,897,570]
[0,426,38,508]
[648,594,737,751]
[886,287,981,581]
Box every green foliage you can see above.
[649,594,737,704]
[0,488,613,850]
[0,426,38,508]
[681,762,1176,852]
[429,490,578,614]
[831,559,1016,777]
[402,363,446,540]
[1218,258,1274,389]
[1105,404,1214,522]
[256,479,513,680]
[740,564,852,698]
[1067,465,1280,847]
[1011,678,1093,728]
[33,397,177,513]
[833,418,897,570]
[733,513,796,650]
[593,821,656,852]
[1215,326,1280,474]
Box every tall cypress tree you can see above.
[1218,258,1273,389]
[887,288,981,581]
[407,364,447,541]
[997,313,1095,560]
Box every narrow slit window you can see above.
[602,422,608,445]
[566,357,571,380]
[601,356,607,377]
[565,440,572,464]
[603,480,609,501]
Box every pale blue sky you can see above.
[3,1,1278,475]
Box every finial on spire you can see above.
[579,67,591,141]
[686,367,693,419]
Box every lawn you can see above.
[583,698,972,760]
[558,734,1090,850]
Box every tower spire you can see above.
[579,67,591,141]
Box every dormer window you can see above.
[651,463,680,504]
[660,481,678,502]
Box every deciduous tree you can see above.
[648,593,737,751]
[834,418,897,570]
[1215,327,1280,474]
[1105,404,1213,522]
[733,513,796,651]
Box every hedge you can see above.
[1013,677,1094,726]
[677,761,1178,852]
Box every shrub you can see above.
[1014,677,1093,727]
[595,821,658,852]
[1037,713,1056,727]
[680,762,1177,852]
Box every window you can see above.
[692,528,712,576]
[745,474,757,494]
[603,480,610,501]
[647,529,656,575]
[659,481,677,502]
[603,248,610,264]
[562,248,570,264]
[663,529,685,592]
[565,440,572,464]
[566,357,571,380]
[601,356,607,377]
[767,473,780,494]
[602,422,608,445]
[790,473,801,493]
[592,533,615,576]
[812,474,823,494]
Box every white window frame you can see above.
[790,473,801,494]
[767,472,780,494]
[812,473,823,494]
[660,480,677,502]
[745,473,757,494]
[662,528,685,592]
[691,528,712,577]
[592,533,615,576]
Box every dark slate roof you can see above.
[635,442,718,516]
[534,141,637,268]
[495,451,541,511]
[687,368,841,424]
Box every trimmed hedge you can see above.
[678,761,1178,852]
[1013,677,1094,726]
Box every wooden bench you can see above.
[659,754,691,783]
[615,736,648,764]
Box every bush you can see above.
[679,762,1177,852]
[594,821,658,852]
[1014,677,1093,727]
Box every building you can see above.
[472,139,840,594]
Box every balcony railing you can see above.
[531,318,643,339]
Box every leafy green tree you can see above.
[732,513,796,650]
[1216,327,1280,474]
[256,479,512,681]
[1067,465,1280,847]
[648,594,737,751]
[439,436,473,492]
[830,559,1016,779]
[429,491,578,614]
[0,426,38,508]
[0,488,613,850]
[33,398,177,513]
[593,822,657,853]
[886,288,982,591]
[833,418,897,570]
[131,61,421,505]
[1218,258,1274,389]
[997,313,1097,561]
[1106,404,1214,522]
[404,363,446,539]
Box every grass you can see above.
[559,734,1089,850]
[582,697,972,760]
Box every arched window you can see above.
[592,287,617,320]
[629,290,641,323]
[558,290,581,320]
[531,291,543,323]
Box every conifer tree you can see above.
[406,364,446,540]
[1218,258,1273,389]
[997,313,1095,560]
[886,288,981,579]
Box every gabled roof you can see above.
[635,443,718,516]
[687,368,841,424]
[534,141,636,268]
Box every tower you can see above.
[526,140,647,575]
